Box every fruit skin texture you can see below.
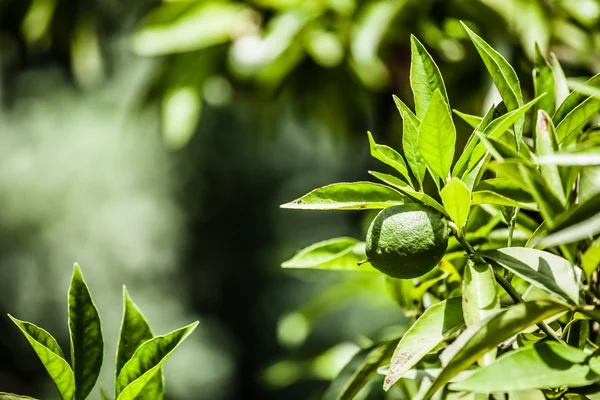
[366,204,450,279]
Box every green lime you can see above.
[365,204,450,279]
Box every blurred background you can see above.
[0,0,598,399]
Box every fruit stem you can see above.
[448,221,566,344]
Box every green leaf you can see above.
[534,212,600,249]
[417,299,570,400]
[100,388,111,400]
[367,131,412,185]
[518,164,564,225]
[474,179,535,207]
[533,44,555,117]
[323,340,397,400]
[568,78,600,100]
[554,74,600,125]
[440,178,471,230]
[472,191,537,211]
[466,95,543,175]
[461,261,499,366]
[536,147,600,166]
[0,394,39,400]
[115,322,199,400]
[461,22,524,145]
[582,238,600,283]
[368,171,447,216]
[280,182,407,210]
[116,287,164,399]
[535,110,566,204]
[453,110,482,129]
[453,105,495,180]
[478,248,580,305]
[394,95,427,187]
[68,263,103,400]
[8,315,75,400]
[383,298,464,391]
[410,35,449,118]
[281,237,377,273]
[418,89,456,182]
[555,97,600,144]
[509,390,546,400]
[450,342,600,393]
[474,132,530,163]
[550,53,570,107]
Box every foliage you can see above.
[280,22,600,399]
[5,264,198,400]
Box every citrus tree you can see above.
[280,21,600,399]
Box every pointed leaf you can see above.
[418,299,570,400]
[68,263,103,400]
[8,315,75,400]
[536,147,600,166]
[450,342,599,393]
[453,110,482,129]
[472,192,537,211]
[440,178,471,230]
[582,238,600,284]
[394,96,427,187]
[533,44,555,117]
[368,171,447,216]
[324,340,397,400]
[367,131,412,185]
[384,298,464,391]
[478,247,580,305]
[535,110,566,204]
[535,212,600,249]
[568,78,600,100]
[550,53,570,107]
[0,394,39,400]
[116,287,164,399]
[418,89,456,182]
[518,164,564,225]
[555,97,600,144]
[115,322,199,400]
[281,237,377,273]
[280,182,407,210]
[410,35,449,118]
[554,74,600,125]
[461,22,524,145]
[453,105,495,179]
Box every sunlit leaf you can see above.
[554,74,600,125]
[281,237,377,273]
[533,43,555,117]
[472,178,537,211]
[367,131,412,185]
[550,53,570,107]
[324,340,397,400]
[450,342,599,393]
[116,287,164,399]
[556,97,600,144]
[410,35,449,118]
[8,315,75,400]
[536,146,600,166]
[461,22,524,146]
[280,182,407,210]
[509,390,546,400]
[478,247,580,304]
[453,110,482,129]
[69,263,103,400]
[394,96,427,187]
[440,177,471,230]
[0,394,39,400]
[461,261,499,366]
[384,298,464,391]
[369,171,446,216]
[582,238,600,283]
[115,322,199,400]
[418,299,570,400]
[568,78,600,100]
[453,105,494,181]
[535,110,565,204]
[518,164,564,225]
[418,89,455,182]
[534,213,600,249]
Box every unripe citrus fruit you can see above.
[365,204,450,279]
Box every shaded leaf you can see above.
[418,299,570,400]
[536,146,600,166]
[280,182,407,210]
[474,179,535,206]
[324,340,397,400]
[518,164,564,225]
[116,287,164,399]
[533,44,555,117]
[554,74,600,124]
[535,212,600,249]
[0,394,39,400]
[461,22,524,145]
[555,97,600,144]
[440,177,471,230]
[472,191,537,211]
[367,131,412,185]
[550,53,570,107]
[115,322,199,400]
[369,171,446,216]
[8,315,75,400]
[384,298,464,391]
[568,78,600,100]
[478,247,580,305]
[410,35,449,118]
[68,263,103,400]
[453,110,482,129]
[394,96,427,187]
[281,237,377,273]
[535,110,565,204]
[450,342,599,393]
[418,89,456,182]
